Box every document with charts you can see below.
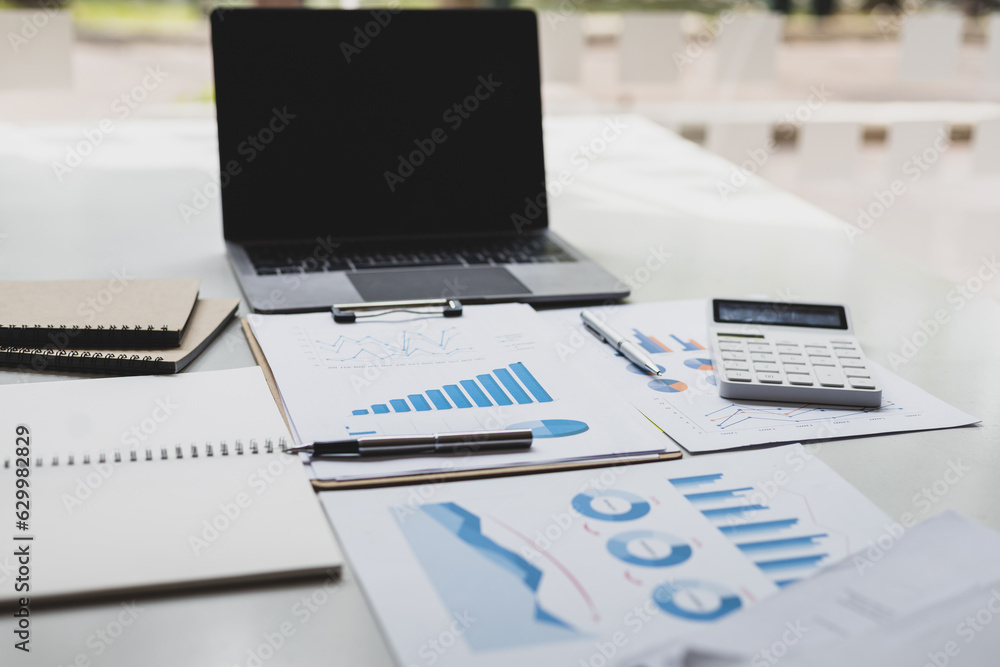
[248,304,677,481]
[320,445,890,667]
[539,300,979,452]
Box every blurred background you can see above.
[1,0,998,298]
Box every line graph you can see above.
[705,401,901,431]
[311,326,472,364]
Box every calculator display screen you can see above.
[713,300,848,330]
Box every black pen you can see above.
[285,429,534,458]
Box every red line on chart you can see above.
[491,516,601,622]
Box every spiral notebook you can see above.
[0,278,200,348]
[0,367,342,607]
[0,298,239,375]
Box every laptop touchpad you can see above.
[347,267,531,302]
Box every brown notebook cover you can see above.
[0,299,239,375]
[0,278,200,348]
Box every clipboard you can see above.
[240,317,682,491]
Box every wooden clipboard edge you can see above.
[309,450,682,491]
[241,317,293,435]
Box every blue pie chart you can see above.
[648,378,688,393]
[652,580,743,621]
[607,530,692,567]
[572,489,650,522]
[684,358,714,371]
[507,419,589,438]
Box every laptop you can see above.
[210,8,628,313]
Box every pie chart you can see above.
[607,530,693,567]
[648,378,688,393]
[652,580,742,621]
[572,489,650,522]
[684,358,714,371]
[507,419,589,438]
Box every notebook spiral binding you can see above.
[0,322,178,349]
[2,437,288,470]
[0,345,169,375]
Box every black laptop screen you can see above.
[211,9,548,242]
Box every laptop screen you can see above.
[211,9,548,242]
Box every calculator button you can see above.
[809,356,836,366]
[834,349,861,359]
[830,339,854,345]
[786,373,815,386]
[839,359,866,368]
[849,377,877,390]
[754,362,779,373]
[718,342,744,352]
[776,344,801,354]
[726,371,752,382]
[804,346,830,356]
[756,372,784,384]
[844,368,870,378]
[747,343,772,353]
[782,363,808,374]
[750,353,775,363]
[815,367,846,387]
[724,361,749,371]
[779,354,803,364]
[722,351,747,361]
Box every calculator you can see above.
[709,299,882,408]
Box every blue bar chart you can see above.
[632,329,705,354]
[669,472,831,587]
[351,362,553,416]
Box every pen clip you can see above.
[582,320,605,342]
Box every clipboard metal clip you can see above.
[331,298,463,323]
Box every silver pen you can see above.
[580,310,662,376]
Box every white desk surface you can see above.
[1,114,997,666]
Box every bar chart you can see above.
[351,362,553,416]
[632,329,705,354]
[670,472,831,588]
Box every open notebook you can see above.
[0,367,341,607]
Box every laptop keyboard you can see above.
[247,236,576,275]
